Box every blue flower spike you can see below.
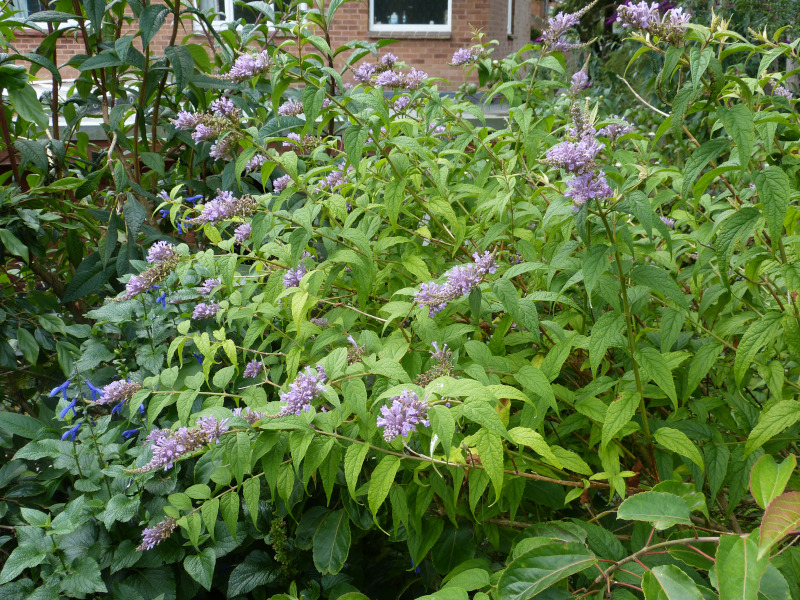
[59,398,78,420]
[84,380,103,403]
[122,428,140,439]
[156,291,167,309]
[50,379,72,401]
[62,421,81,441]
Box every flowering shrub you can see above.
[2,1,800,600]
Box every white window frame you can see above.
[507,0,514,36]
[14,0,79,30]
[194,0,295,32]
[368,0,451,33]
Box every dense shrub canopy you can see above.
[1,1,800,599]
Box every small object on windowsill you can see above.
[390,11,398,24]
[402,10,406,23]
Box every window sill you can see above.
[367,30,451,40]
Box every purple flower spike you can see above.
[234,223,251,244]
[377,390,429,442]
[198,278,221,296]
[243,360,263,378]
[137,518,178,551]
[283,263,307,288]
[277,365,328,416]
[192,302,219,320]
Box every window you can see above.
[12,0,47,19]
[507,0,514,36]
[369,0,451,32]
[199,0,261,25]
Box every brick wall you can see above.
[19,0,533,91]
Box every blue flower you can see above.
[59,398,78,420]
[156,291,167,309]
[122,428,140,439]
[61,422,81,441]
[111,401,125,415]
[193,353,203,365]
[84,380,103,403]
[138,403,145,414]
[410,557,420,574]
[185,194,203,205]
[50,379,72,401]
[159,209,170,218]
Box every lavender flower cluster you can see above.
[116,241,180,301]
[173,97,243,159]
[451,47,480,66]
[234,223,251,244]
[545,105,617,209]
[243,360,263,378]
[416,342,455,386]
[283,263,307,288]
[198,277,221,296]
[278,99,304,117]
[88,379,142,407]
[192,302,219,320]
[414,252,498,317]
[273,174,292,193]
[137,518,177,551]
[317,165,353,192]
[616,1,691,45]
[224,50,271,81]
[376,389,429,442]
[190,190,258,225]
[282,133,319,152]
[540,2,594,52]
[596,116,634,142]
[352,53,428,91]
[774,86,794,99]
[232,406,265,425]
[277,365,327,416]
[130,415,230,474]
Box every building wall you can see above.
[16,0,533,90]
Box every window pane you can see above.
[200,0,223,21]
[372,0,448,26]
[233,0,259,23]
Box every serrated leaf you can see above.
[654,427,704,470]
[636,347,677,408]
[750,455,796,510]
[497,543,595,600]
[735,311,784,387]
[617,491,691,530]
[313,509,351,575]
[184,548,216,591]
[759,492,800,558]
[756,166,790,245]
[475,428,503,499]
[602,391,638,449]
[243,477,260,525]
[344,442,369,499]
[368,455,400,515]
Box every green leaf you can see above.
[344,442,369,499]
[385,176,406,226]
[589,311,625,375]
[497,542,596,600]
[682,138,729,199]
[443,569,490,592]
[635,347,677,408]
[671,82,697,140]
[643,564,704,600]
[429,405,455,458]
[220,491,239,537]
[16,328,38,365]
[745,401,800,457]
[201,498,219,540]
[759,492,800,559]
[63,253,114,303]
[229,431,251,485]
[735,311,784,387]
[750,455,796,510]
[0,545,47,585]
[463,397,509,437]
[60,556,107,595]
[243,477,261,525]
[8,85,48,129]
[718,104,754,172]
[0,412,42,439]
[0,229,29,262]
[165,45,195,92]
[313,509,352,575]
[602,390,639,449]
[431,523,476,574]
[124,197,147,240]
[654,427,704,470]
[82,0,105,30]
[756,166,790,245]
[368,455,400,515]
[475,428,504,499]
[343,123,368,168]
[685,343,722,399]
[689,46,713,89]
[139,4,169,48]
[507,427,561,468]
[14,139,48,172]
[79,51,123,71]
[716,207,760,279]
[184,548,216,591]
[102,494,140,529]
[227,550,278,596]
[630,265,688,309]
[617,491,692,530]
[716,534,769,598]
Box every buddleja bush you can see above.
[2,1,800,598]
